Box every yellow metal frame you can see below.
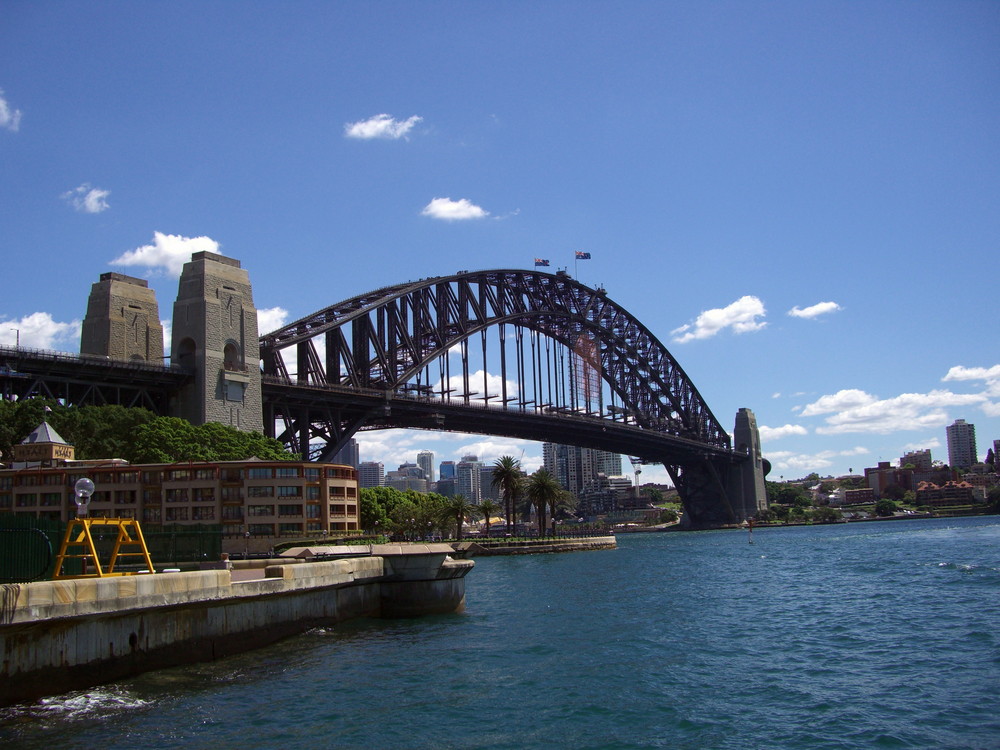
[52,518,156,579]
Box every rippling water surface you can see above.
[3,516,999,749]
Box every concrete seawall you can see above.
[457,535,617,556]
[0,544,472,706]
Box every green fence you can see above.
[0,514,63,583]
[0,515,223,581]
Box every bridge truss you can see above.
[260,269,747,525]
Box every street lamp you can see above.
[74,477,94,517]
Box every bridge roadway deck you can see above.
[262,376,740,467]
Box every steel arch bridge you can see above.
[260,269,762,527]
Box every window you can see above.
[305,468,320,480]
[0,477,12,490]
[193,507,216,520]
[277,486,302,497]
[248,504,274,517]
[0,494,12,508]
[330,504,346,516]
[166,488,189,503]
[279,523,302,535]
[142,471,161,484]
[275,467,300,478]
[40,492,62,506]
[192,487,215,502]
[143,507,162,523]
[278,504,301,517]
[165,507,189,521]
[221,468,243,482]
[143,489,161,504]
[44,473,63,485]
[306,486,321,500]
[247,486,274,498]
[195,468,216,481]
[247,467,272,480]
[306,521,323,532]
[115,490,136,504]
[15,494,35,507]
[248,523,274,536]
[167,469,192,481]
[305,504,321,519]
[346,487,357,498]
[221,487,244,502]
[222,506,244,520]
[119,471,139,484]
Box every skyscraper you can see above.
[946,419,977,469]
[332,438,360,469]
[417,451,434,483]
[543,443,623,495]
[358,461,385,488]
[456,455,482,503]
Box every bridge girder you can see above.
[260,270,752,526]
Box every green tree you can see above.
[441,494,478,540]
[987,487,1000,513]
[526,468,561,536]
[477,499,502,536]
[492,455,524,536]
[882,484,906,501]
[810,506,842,523]
[874,498,898,517]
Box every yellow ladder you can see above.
[52,518,156,579]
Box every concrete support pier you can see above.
[0,545,471,706]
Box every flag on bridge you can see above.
[575,251,591,260]
[534,258,550,267]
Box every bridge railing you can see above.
[0,345,185,375]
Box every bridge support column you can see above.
[170,252,263,433]
[727,407,768,521]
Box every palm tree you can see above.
[526,468,561,537]
[548,488,576,533]
[477,499,502,537]
[441,494,478,541]
[491,456,523,537]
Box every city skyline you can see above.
[1,3,998,482]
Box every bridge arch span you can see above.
[259,269,764,526]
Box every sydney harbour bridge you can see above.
[0,257,768,528]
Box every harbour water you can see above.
[2,516,999,749]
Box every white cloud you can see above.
[758,424,808,442]
[901,438,940,451]
[62,183,111,214]
[111,232,220,278]
[344,114,422,140]
[257,307,289,336]
[421,197,489,221]
[942,364,1000,383]
[671,296,766,343]
[788,301,841,319]
[0,312,81,350]
[766,446,869,474]
[800,389,876,417]
[434,369,518,400]
[802,388,986,435]
[0,89,22,132]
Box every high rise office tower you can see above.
[332,438,360,469]
[456,455,482,503]
[417,451,435,483]
[946,419,978,468]
[439,460,456,480]
[358,461,385,488]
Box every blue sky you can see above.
[2,1,998,483]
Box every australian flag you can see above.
[534,258,550,267]
[575,251,591,260]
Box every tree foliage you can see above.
[0,398,295,464]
